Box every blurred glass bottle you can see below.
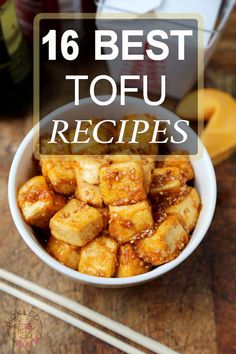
[15,0,89,43]
[0,0,31,114]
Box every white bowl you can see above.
[8,96,217,287]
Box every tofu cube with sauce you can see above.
[103,155,153,193]
[100,161,146,205]
[166,187,201,233]
[162,154,194,181]
[150,167,185,195]
[142,159,153,193]
[74,156,103,185]
[75,179,103,208]
[135,215,189,266]
[40,157,76,195]
[117,244,151,277]
[74,157,104,207]
[17,176,66,228]
[47,235,80,270]
[78,236,118,277]
[109,201,154,243]
[96,207,109,229]
[50,199,103,247]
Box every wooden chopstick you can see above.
[0,268,179,354]
[0,280,145,354]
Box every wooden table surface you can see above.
[0,9,236,354]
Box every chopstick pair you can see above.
[0,268,179,354]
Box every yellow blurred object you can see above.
[176,88,236,164]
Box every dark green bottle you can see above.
[0,0,32,114]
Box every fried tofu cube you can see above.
[117,244,151,277]
[143,156,155,170]
[96,207,109,229]
[142,159,153,193]
[75,179,103,207]
[100,161,146,205]
[162,154,194,181]
[41,157,76,195]
[47,235,80,270]
[150,167,185,195]
[74,157,104,207]
[50,199,103,247]
[78,236,118,277]
[166,187,201,233]
[18,176,66,228]
[103,154,152,193]
[109,201,154,243]
[74,156,104,185]
[135,215,189,266]
[53,192,67,211]
[141,156,155,193]
[151,185,192,225]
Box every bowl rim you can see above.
[8,96,217,286]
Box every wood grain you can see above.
[0,7,236,354]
